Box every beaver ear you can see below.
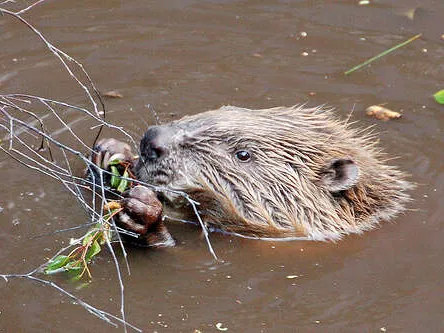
[321,158,359,192]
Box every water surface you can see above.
[1,1,443,332]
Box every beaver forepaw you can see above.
[117,185,175,247]
[91,138,136,170]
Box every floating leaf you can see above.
[433,90,444,104]
[117,170,129,193]
[110,165,121,188]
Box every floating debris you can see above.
[395,7,417,20]
[216,322,228,331]
[102,90,123,98]
[366,105,401,121]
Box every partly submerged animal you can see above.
[131,105,411,241]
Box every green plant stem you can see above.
[345,33,422,75]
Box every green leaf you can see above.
[45,255,70,274]
[65,262,83,280]
[65,262,82,271]
[116,170,129,193]
[85,239,101,262]
[82,230,96,246]
[107,159,121,166]
[110,165,121,188]
[433,90,444,104]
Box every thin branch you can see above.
[15,0,46,15]
[0,274,142,332]
[0,2,218,332]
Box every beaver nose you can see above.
[140,126,168,160]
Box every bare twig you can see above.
[0,2,218,331]
[15,0,46,15]
[0,273,142,332]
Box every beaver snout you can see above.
[140,126,170,161]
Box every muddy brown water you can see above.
[1,0,443,332]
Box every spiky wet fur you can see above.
[136,105,412,241]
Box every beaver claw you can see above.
[116,185,175,247]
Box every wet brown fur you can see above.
[135,105,412,241]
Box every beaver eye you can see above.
[235,150,251,162]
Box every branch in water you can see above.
[0,2,218,331]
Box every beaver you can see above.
[94,105,411,244]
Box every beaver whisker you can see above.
[135,105,412,241]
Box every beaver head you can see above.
[135,105,411,241]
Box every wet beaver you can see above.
[95,105,411,244]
